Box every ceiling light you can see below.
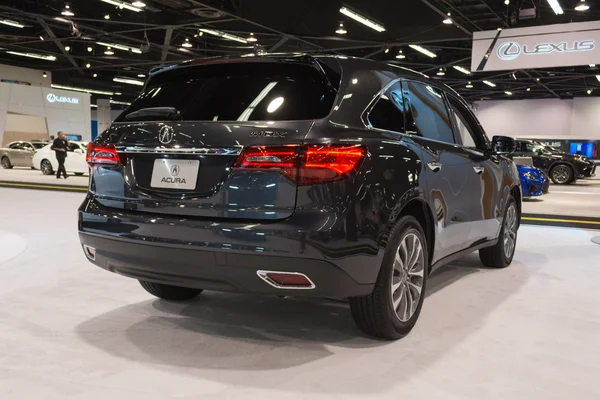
[596,75,600,83]
[247,32,258,42]
[483,80,496,87]
[104,47,114,55]
[6,51,56,61]
[384,48,390,54]
[536,78,540,81]
[466,82,473,88]
[453,66,471,75]
[0,19,25,28]
[335,23,347,35]
[575,0,589,11]
[64,46,71,51]
[587,89,592,94]
[61,5,74,17]
[497,27,503,31]
[113,76,144,86]
[182,38,193,48]
[339,6,385,32]
[504,0,510,5]
[443,13,452,24]
[395,50,405,59]
[104,14,110,19]
[437,68,445,76]
[97,41,141,54]
[87,46,93,52]
[409,44,436,58]
[40,35,45,40]
[110,100,132,106]
[51,84,113,96]
[199,28,247,43]
[93,73,98,78]
[527,87,531,91]
[137,74,146,78]
[505,91,513,95]
[100,0,143,12]
[42,72,47,78]
[546,0,564,15]
[132,1,146,7]
[589,64,596,67]
[86,63,91,68]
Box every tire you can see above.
[74,172,85,176]
[350,215,428,340]
[139,280,203,301]
[479,196,518,268]
[549,164,574,185]
[41,159,54,175]
[1,156,13,169]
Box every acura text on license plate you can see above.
[150,159,199,190]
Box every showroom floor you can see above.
[1,188,600,399]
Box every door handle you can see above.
[473,165,484,175]
[427,162,442,172]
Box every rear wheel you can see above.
[41,160,53,175]
[550,164,574,185]
[139,280,203,301]
[479,196,518,268]
[1,156,12,169]
[350,215,428,340]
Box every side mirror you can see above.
[491,135,516,154]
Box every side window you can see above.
[403,81,455,143]
[367,82,406,134]
[447,96,481,149]
[68,143,79,152]
[9,142,21,150]
[21,143,34,151]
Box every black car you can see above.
[79,55,521,340]
[512,140,592,184]
[542,144,596,179]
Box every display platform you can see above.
[0,167,87,192]
[1,188,600,400]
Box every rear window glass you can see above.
[116,62,337,122]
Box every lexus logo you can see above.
[170,165,180,176]
[497,40,595,61]
[158,125,175,144]
[497,42,521,61]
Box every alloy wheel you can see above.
[552,165,571,184]
[503,204,517,258]
[390,232,425,322]
[1,157,9,168]
[41,160,52,175]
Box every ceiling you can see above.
[1,0,599,107]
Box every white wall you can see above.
[0,65,52,87]
[0,82,91,145]
[475,97,600,140]
[90,109,123,122]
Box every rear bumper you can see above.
[78,197,380,298]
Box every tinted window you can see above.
[368,82,405,133]
[32,142,46,149]
[403,81,455,143]
[68,143,80,152]
[21,143,34,150]
[9,142,21,150]
[117,62,337,122]
[447,96,479,148]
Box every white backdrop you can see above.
[474,97,600,140]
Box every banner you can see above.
[471,21,600,72]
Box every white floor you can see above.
[1,188,600,400]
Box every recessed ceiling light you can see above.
[93,73,98,78]
[504,0,510,5]
[0,19,25,28]
[546,0,564,15]
[527,87,531,91]
[395,50,405,59]
[6,51,56,61]
[86,63,91,68]
[104,14,110,19]
[536,78,540,81]
[409,44,437,58]
[247,32,258,42]
[453,66,471,75]
[339,6,385,32]
[443,13,452,24]
[483,80,496,87]
[87,46,93,52]
[64,46,70,51]
[587,89,592,94]
[437,68,445,76]
[575,0,589,11]
[466,82,473,88]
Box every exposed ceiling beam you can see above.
[36,17,82,74]
[418,0,472,36]
[161,28,173,62]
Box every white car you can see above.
[32,141,89,176]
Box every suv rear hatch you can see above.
[89,57,342,220]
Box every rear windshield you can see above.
[116,62,337,122]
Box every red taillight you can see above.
[234,145,365,185]
[86,143,121,166]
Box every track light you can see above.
[575,0,589,11]
[113,77,145,86]
[181,38,193,48]
[466,82,473,88]
[0,19,25,28]
[437,68,445,76]
[395,50,405,59]
[6,51,56,61]
[409,44,436,58]
[546,0,564,15]
[339,6,385,32]
[100,0,143,12]
[335,23,347,35]
[443,13,452,24]
[483,80,496,87]
[51,83,113,96]
[199,28,247,43]
[453,66,471,75]
[247,32,258,42]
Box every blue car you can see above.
[517,164,549,197]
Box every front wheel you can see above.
[550,164,574,185]
[40,160,53,175]
[1,157,12,169]
[350,215,428,340]
[479,196,518,268]
[139,280,203,301]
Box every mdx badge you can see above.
[249,130,288,138]
[158,125,175,144]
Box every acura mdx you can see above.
[79,55,521,340]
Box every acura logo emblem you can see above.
[158,125,175,144]
[171,165,180,176]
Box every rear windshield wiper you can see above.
[124,107,182,121]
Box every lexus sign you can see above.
[46,93,80,104]
[471,21,600,72]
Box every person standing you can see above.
[51,131,68,179]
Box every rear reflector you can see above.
[234,145,365,185]
[86,143,122,166]
[257,270,315,289]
